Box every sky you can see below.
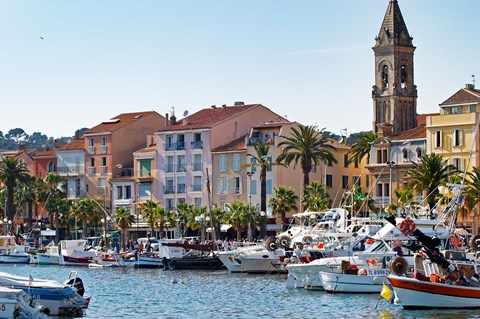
[0,0,479,138]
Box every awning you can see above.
[206,224,232,233]
[41,229,56,236]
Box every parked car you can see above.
[137,238,160,251]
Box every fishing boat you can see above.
[161,242,225,270]
[0,235,30,264]
[0,287,46,319]
[59,239,96,266]
[0,270,90,316]
[37,241,60,265]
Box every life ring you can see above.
[449,236,461,248]
[399,219,416,235]
[277,236,291,249]
[470,234,480,251]
[294,242,304,250]
[389,257,408,276]
[264,236,277,252]
[302,236,313,245]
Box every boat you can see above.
[37,241,60,265]
[161,242,225,270]
[59,240,96,266]
[319,252,398,293]
[0,270,90,316]
[0,287,46,319]
[0,235,30,264]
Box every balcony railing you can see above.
[88,167,95,175]
[192,162,202,171]
[165,143,175,151]
[192,184,202,192]
[100,145,107,154]
[247,137,275,146]
[88,146,95,154]
[100,166,107,175]
[191,141,203,149]
[165,164,175,173]
[164,188,175,194]
[176,142,185,151]
[177,184,186,193]
[176,164,186,172]
[58,166,85,175]
[372,196,390,207]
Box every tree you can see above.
[115,207,135,251]
[14,175,39,228]
[347,131,377,164]
[269,186,298,231]
[6,128,27,144]
[71,198,97,238]
[141,200,160,236]
[405,154,456,210]
[0,157,30,223]
[463,166,480,235]
[277,125,337,192]
[301,181,330,212]
[224,202,248,241]
[175,202,195,237]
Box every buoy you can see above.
[170,278,178,284]
[180,279,184,284]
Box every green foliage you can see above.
[301,181,330,212]
[347,131,377,164]
[270,186,298,231]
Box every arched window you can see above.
[382,65,389,88]
[416,147,422,159]
[47,161,55,173]
[402,148,408,159]
[401,65,407,88]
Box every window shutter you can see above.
[216,178,220,194]
[239,176,242,194]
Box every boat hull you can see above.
[0,254,30,264]
[134,256,163,268]
[320,271,385,293]
[388,275,480,309]
[60,255,92,266]
[167,256,225,270]
[0,297,18,318]
[37,254,60,265]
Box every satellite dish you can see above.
[183,110,189,117]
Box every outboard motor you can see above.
[65,277,85,296]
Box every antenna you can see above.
[183,110,189,117]
[170,106,175,116]
[472,74,476,87]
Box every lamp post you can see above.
[246,171,254,242]
[386,161,396,206]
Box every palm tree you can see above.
[463,166,480,234]
[301,181,330,212]
[14,175,39,229]
[210,206,226,242]
[224,202,248,241]
[347,131,377,164]
[141,200,160,236]
[405,153,456,210]
[175,202,195,237]
[277,125,337,192]
[72,198,97,238]
[0,157,30,222]
[115,207,135,251]
[269,186,298,231]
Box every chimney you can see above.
[146,135,154,146]
[74,130,80,140]
[169,114,177,125]
[234,101,245,106]
[165,113,169,126]
[211,105,216,109]
[54,139,60,149]
[466,83,475,90]
[222,104,227,108]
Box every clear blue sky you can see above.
[0,0,478,138]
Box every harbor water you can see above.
[3,264,480,319]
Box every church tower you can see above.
[372,0,417,135]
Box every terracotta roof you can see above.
[212,135,247,153]
[158,104,265,132]
[85,111,163,134]
[440,87,480,106]
[327,138,350,150]
[252,119,291,129]
[32,149,56,158]
[58,139,85,151]
[135,144,157,153]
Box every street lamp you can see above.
[386,161,396,206]
[246,171,254,242]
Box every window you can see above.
[176,134,185,150]
[98,178,106,194]
[177,176,186,193]
[89,138,95,154]
[366,174,370,187]
[217,177,228,194]
[384,183,390,198]
[416,147,422,159]
[100,137,107,154]
[469,105,477,113]
[353,176,360,187]
[266,156,273,172]
[193,154,202,171]
[165,135,174,151]
[232,176,242,194]
[402,148,408,160]
[47,161,55,173]
[376,150,382,164]
[376,184,383,197]
[342,175,349,189]
[453,129,463,147]
[250,157,257,173]
[233,154,241,171]
[89,158,95,175]
[250,179,257,195]
[326,174,333,188]
[101,157,107,166]
[343,154,349,168]
[401,65,407,88]
[266,179,273,195]
[435,131,442,148]
[452,158,464,172]
[89,138,94,147]
[125,185,131,199]
[219,155,227,172]
[327,159,333,167]
[101,157,107,175]
[138,182,152,197]
[177,155,186,172]
[383,150,388,163]
[193,176,202,192]
[139,159,151,177]
[354,158,359,168]
[194,198,202,208]
[166,156,174,172]
[116,186,123,199]
[165,178,174,194]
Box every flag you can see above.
[380,282,393,301]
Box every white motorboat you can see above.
[319,252,398,293]
[0,270,90,316]
[0,287,46,319]
[59,240,96,266]
[37,241,60,265]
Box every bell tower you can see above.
[372,0,417,135]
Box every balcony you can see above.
[247,137,275,146]
[177,184,186,193]
[58,166,85,175]
[88,167,95,176]
[164,188,175,194]
[192,162,202,171]
[192,184,202,192]
[176,164,186,172]
[100,166,107,175]
[100,145,107,154]
[165,164,175,173]
[176,142,185,151]
[373,196,390,207]
[165,143,175,151]
[191,141,203,149]
[88,146,95,154]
